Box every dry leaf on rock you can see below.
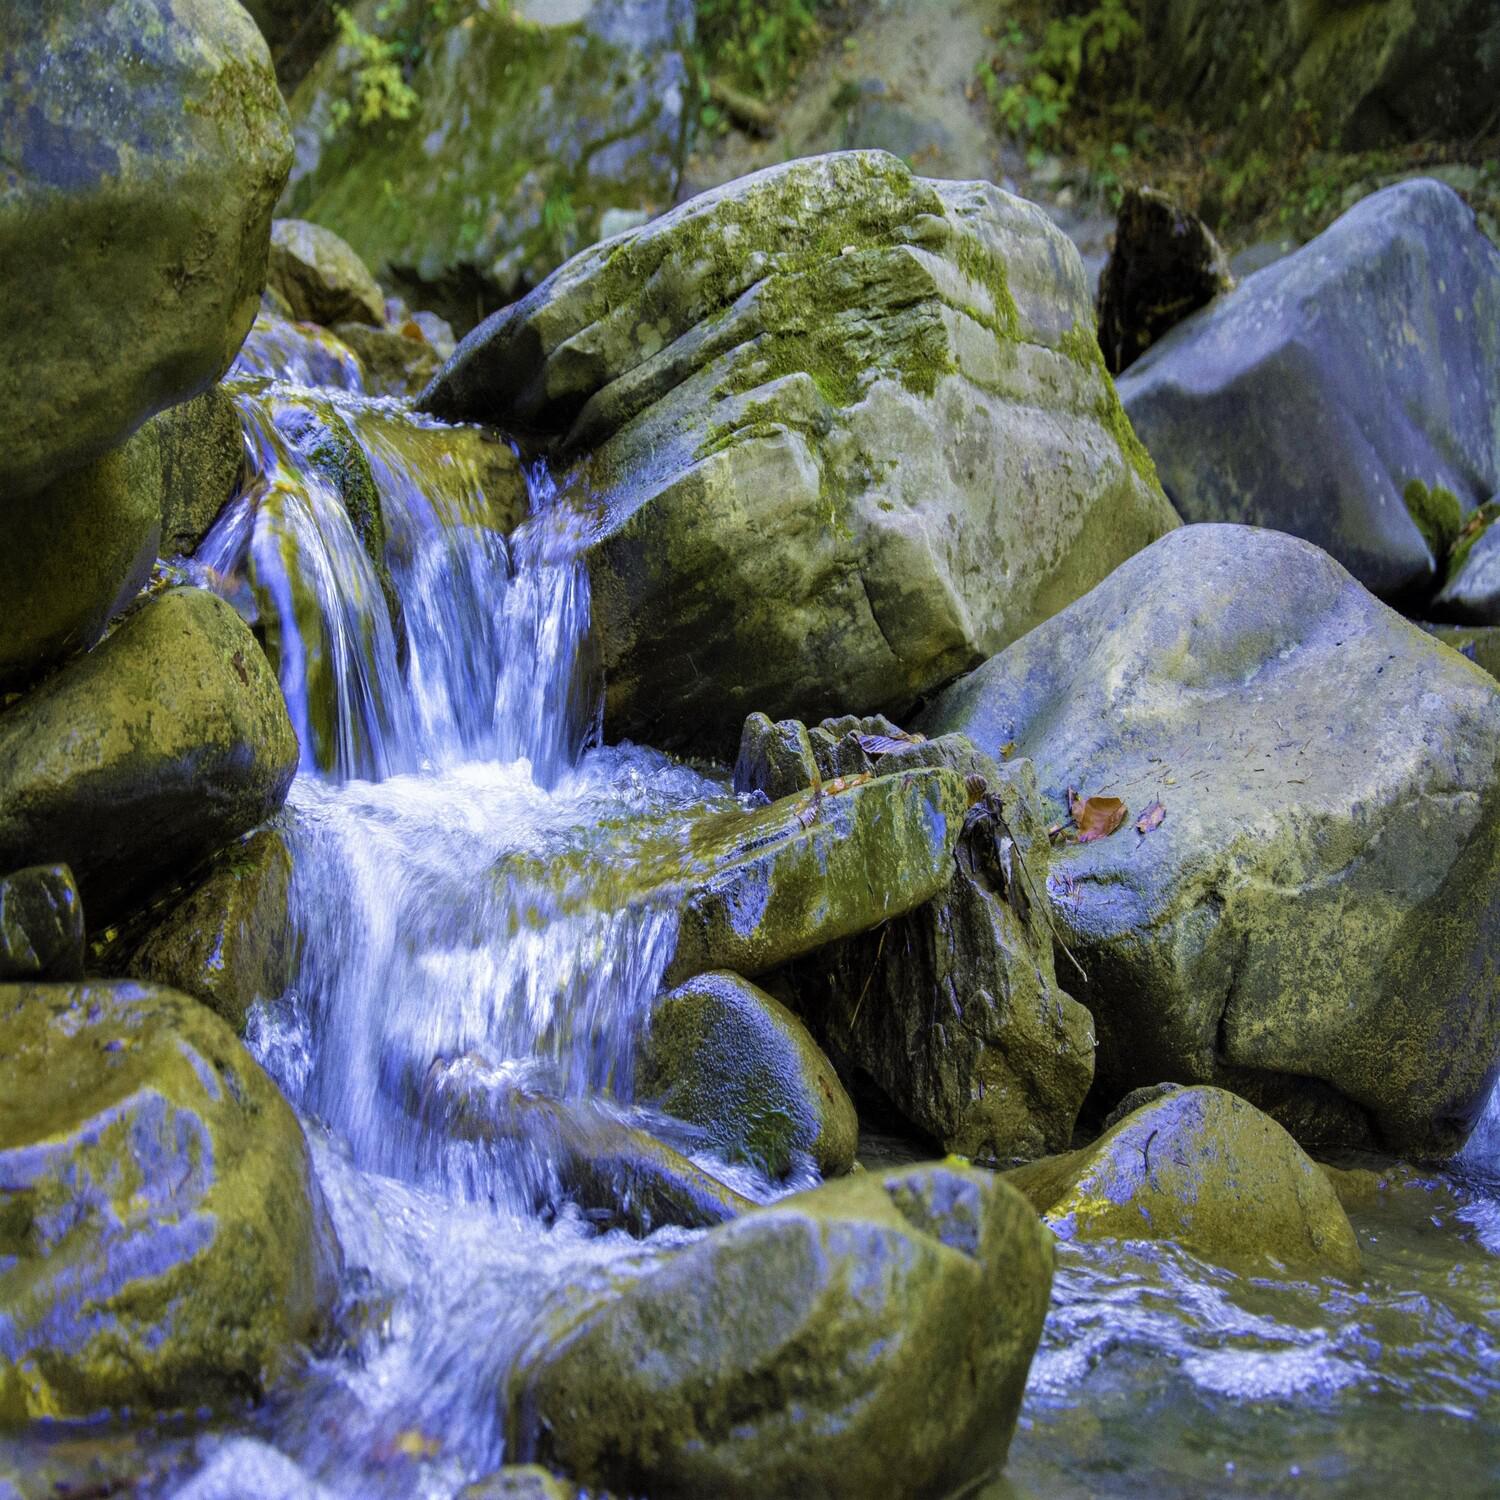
[1136,800,1166,835]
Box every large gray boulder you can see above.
[0,981,339,1422]
[1118,179,1500,600]
[280,0,692,326]
[920,523,1500,1158]
[0,588,299,923]
[423,150,1179,750]
[0,0,292,498]
[267,218,387,327]
[504,1162,1053,1499]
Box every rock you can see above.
[1095,186,1233,375]
[1422,622,1500,682]
[151,387,247,558]
[330,321,444,399]
[0,0,292,498]
[1433,504,1500,623]
[280,0,692,328]
[230,312,367,390]
[0,431,161,690]
[1118,179,1500,600]
[638,971,858,1178]
[1003,1085,1361,1277]
[459,1468,578,1500]
[919,523,1500,1158]
[1139,0,1500,153]
[0,588,299,925]
[0,981,339,1422]
[267,219,387,327]
[423,151,1178,749]
[129,830,296,1034]
[505,1161,1054,1499]
[774,727,1095,1162]
[0,866,84,983]
[661,765,968,986]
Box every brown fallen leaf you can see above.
[1136,800,1166,835]
[1075,795,1128,843]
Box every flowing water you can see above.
[2,356,1498,1497]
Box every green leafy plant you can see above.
[329,6,420,131]
[694,0,828,105]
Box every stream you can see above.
[4,331,1497,1498]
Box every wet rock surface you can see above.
[921,523,1500,1157]
[505,1161,1054,1499]
[0,981,338,1422]
[0,865,84,983]
[424,150,1178,749]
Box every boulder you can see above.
[1003,1085,1361,1277]
[267,218,387,327]
[504,1162,1054,1499]
[660,765,968,985]
[769,724,1094,1161]
[280,0,692,327]
[0,866,84,983]
[152,387,247,558]
[129,830,297,1033]
[919,523,1500,1158]
[1118,179,1500,600]
[422,150,1179,749]
[460,1469,578,1500]
[0,588,299,924]
[0,431,161,690]
[638,971,858,1178]
[1095,186,1233,375]
[0,981,338,1422]
[0,0,292,498]
[331,321,444,399]
[1433,504,1500,624]
[1423,622,1500,682]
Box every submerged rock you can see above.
[129,830,296,1034]
[638,971,857,1178]
[0,588,299,924]
[267,218,387,327]
[0,866,84,983]
[0,430,162,690]
[423,150,1178,749]
[1095,186,1233,375]
[772,725,1094,1161]
[505,1161,1053,1499]
[1004,1085,1361,1277]
[0,981,339,1422]
[920,524,1500,1157]
[0,0,291,498]
[281,0,692,325]
[1118,179,1500,600]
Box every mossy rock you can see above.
[0,0,291,498]
[638,970,858,1178]
[424,150,1177,750]
[504,1161,1054,1499]
[0,429,161,690]
[920,523,1500,1158]
[1004,1085,1361,1277]
[151,386,247,558]
[267,218,386,327]
[129,829,296,1034]
[331,321,444,399]
[0,865,84,983]
[0,981,340,1422]
[459,1468,579,1500]
[0,587,298,925]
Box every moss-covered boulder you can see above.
[423,151,1177,750]
[504,1161,1053,1498]
[280,0,691,326]
[1118,180,1500,600]
[331,321,444,399]
[0,981,339,1422]
[0,866,84,983]
[773,724,1094,1162]
[151,386,247,558]
[0,430,162,690]
[661,765,968,986]
[0,588,298,924]
[129,830,296,1033]
[1004,1085,1361,1277]
[0,0,291,499]
[267,218,387,327]
[638,971,858,1178]
[920,523,1500,1158]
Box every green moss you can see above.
[1061,321,1162,490]
[1404,477,1465,561]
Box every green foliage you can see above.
[981,0,1142,150]
[694,0,828,104]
